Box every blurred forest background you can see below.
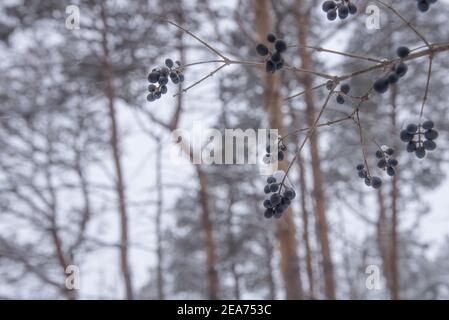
[1,0,449,300]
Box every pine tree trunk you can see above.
[389,85,400,300]
[196,166,219,300]
[100,3,133,300]
[155,138,165,300]
[293,0,336,299]
[251,0,304,300]
[297,155,316,299]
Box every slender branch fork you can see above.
[158,1,447,185]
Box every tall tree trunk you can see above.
[293,0,336,299]
[155,138,165,300]
[297,155,316,299]
[251,0,304,300]
[389,85,400,300]
[100,3,133,300]
[225,186,240,299]
[263,233,277,299]
[196,166,219,300]
[376,188,393,297]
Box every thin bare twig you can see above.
[419,56,433,119]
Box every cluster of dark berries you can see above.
[263,140,287,164]
[356,164,383,189]
[263,175,296,219]
[147,59,184,102]
[336,83,351,104]
[322,0,357,21]
[416,0,438,12]
[375,146,398,177]
[400,120,438,159]
[256,33,287,74]
[373,46,410,94]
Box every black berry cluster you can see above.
[322,0,357,21]
[375,146,398,177]
[263,175,296,219]
[400,120,439,159]
[147,58,184,102]
[416,0,438,12]
[263,139,287,164]
[373,46,410,94]
[336,83,351,104]
[356,164,383,189]
[256,33,287,74]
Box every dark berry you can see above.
[267,176,276,184]
[284,188,296,200]
[406,123,418,134]
[270,193,282,206]
[264,185,271,194]
[263,199,272,209]
[281,196,291,206]
[395,62,408,77]
[375,150,383,159]
[158,76,168,86]
[256,43,269,56]
[416,146,426,159]
[388,72,399,84]
[148,84,156,92]
[377,159,387,168]
[371,176,382,189]
[425,129,439,140]
[165,58,174,68]
[266,60,276,73]
[348,3,357,14]
[275,40,287,53]
[340,83,351,94]
[356,164,364,171]
[327,8,337,20]
[276,59,284,70]
[322,1,336,12]
[373,77,389,94]
[338,5,349,19]
[271,52,282,63]
[387,167,396,177]
[264,209,274,219]
[417,1,430,12]
[170,72,179,83]
[147,93,155,102]
[423,140,437,151]
[336,95,345,104]
[148,71,160,83]
[273,210,283,219]
[406,141,417,153]
[386,148,394,156]
[422,120,434,130]
[267,33,276,43]
[397,46,410,59]
[160,67,170,76]
[400,130,414,142]
[269,183,279,192]
[388,159,399,167]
